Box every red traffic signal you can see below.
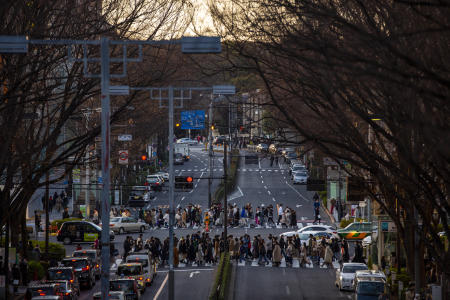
[186,176,193,183]
[141,155,147,161]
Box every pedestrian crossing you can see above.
[175,168,289,173]
[235,257,340,269]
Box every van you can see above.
[57,221,115,245]
[125,252,157,286]
[353,270,386,299]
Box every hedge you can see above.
[30,240,66,261]
[50,218,82,231]
[209,252,231,300]
[28,260,45,280]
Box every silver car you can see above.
[293,170,308,184]
[335,263,368,291]
[110,217,149,234]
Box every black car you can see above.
[47,267,80,296]
[46,280,77,300]
[26,283,59,299]
[61,257,95,289]
[72,249,101,280]
[56,221,114,245]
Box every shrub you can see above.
[28,260,45,280]
[214,149,240,204]
[30,240,66,261]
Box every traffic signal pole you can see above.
[223,143,228,243]
[208,101,213,209]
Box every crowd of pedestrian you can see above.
[109,202,301,230]
[119,232,357,269]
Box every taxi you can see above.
[126,252,157,286]
[337,222,373,240]
[116,262,146,292]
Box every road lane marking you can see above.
[189,190,193,193]
[153,273,168,300]
[264,186,267,189]
[189,271,200,278]
[261,180,264,184]
[286,286,291,296]
[259,159,261,169]
[272,197,276,201]
[285,182,310,202]
[181,196,185,201]
[268,191,271,195]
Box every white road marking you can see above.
[272,197,276,201]
[264,186,267,189]
[156,268,214,273]
[268,191,271,195]
[189,271,200,278]
[188,169,192,172]
[261,180,264,184]
[259,158,261,169]
[285,181,310,202]
[296,204,303,208]
[194,184,198,188]
[153,273,168,300]
[189,190,193,193]
[181,196,185,201]
[286,286,291,296]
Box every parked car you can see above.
[57,221,114,245]
[61,257,95,289]
[214,136,228,145]
[337,222,373,240]
[289,164,307,177]
[285,151,299,163]
[116,263,146,292]
[126,252,157,286]
[109,217,149,234]
[109,278,140,300]
[72,249,101,280]
[47,267,80,296]
[293,170,308,184]
[335,263,368,291]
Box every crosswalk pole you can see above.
[168,86,175,300]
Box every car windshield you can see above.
[175,153,183,158]
[127,257,148,267]
[295,171,308,177]
[117,265,142,276]
[48,269,72,281]
[29,286,56,296]
[111,218,120,223]
[342,265,368,273]
[357,281,385,295]
[147,178,158,183]
[51,282,68,292]
[298,233,310,240]
[288,152,297,157]
[62,260,88,269]
[73,251,96,260]
[110,281,134,293]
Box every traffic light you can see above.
[211,124,215,130]
[175,176,194,189]
[141,155,147,161]
[176,123,180,127]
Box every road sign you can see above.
[72,168,81,183]
[118,150,128,165]
[181,36,221,54]
[118,134,132,141]
[181,110,205,129]
[109,85,130,95]
[213,85,236,95]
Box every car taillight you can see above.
[110,224,114,227]
[70,279,73,283]
[82,266,89,271]
[39,293,46,296]
[66,292,70,296]
[96,264,99,268]
[57,229,61,235]
[146,278,150,282]
[139,277,143,280]
[155,182,159,185]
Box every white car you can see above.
[177,138,198,145]
[109,217,149,234]
[335,263,368,291]
[299,224,337,234]
[293,170,308,184]
[155,171,169,181]
[93,291,125,300]
[126,252,156,286]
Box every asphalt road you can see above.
[53,146,358,300]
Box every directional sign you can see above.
[118,134,132,141]
[181,36,221,54]
[213,85,235,95]
[181,110,205,130]
[118,150,128,165]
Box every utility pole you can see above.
[168,86,175,300]
[208,101,213,209]
[223,142,228,243]
[45,170,49,259]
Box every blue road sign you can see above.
[181,110,205,130]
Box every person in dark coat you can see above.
[342,240,350,263]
